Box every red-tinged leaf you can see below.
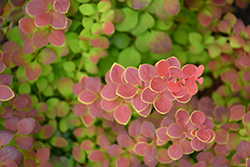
[90,35,102,48]
[89,150,104,162]
[145,144,158,161]
[237,140,250,159]
[230,105,245,121]
[141,87,159,103]
[196,128,211,142]
[132,93,148,112]
[203,117,214,130]
[143,156,158,167]
[195,65,204,78]
[240,55,250,68]
[81,113,95,127]
[54,0,70,13]
[110,63,125,84]
[11,0,26,6]
[243,112,250,126]
[114,104,131,125]
[185,79,198,95]
[30,120,41,134]
[150,77,166,93]
[38,124,54,139]
[230,34,245,48]
[0,85,14,101]
[97,135,110,150]
[2,159,18,167]
[3,41,20,53]
[198,9,213,26]
[149,31,172,54]
[153,93,172,114]
[167,82,180,93]
[157,148,172,164]
[176,109,189,128]
[213,0,226,5]
[101,158,110,167]
[116,157,130,167]
[89,100,103,117]
[218,19,231,33]
[25,61,42,81]
[233,19,246,35]
[35,13,51,27]
[50,136,68,148]
[190,110,206,126]
[214,144,230,157]
[211,156,229,167]
[155,60,170,77]
[197,151,214,166]
[164,0,180,15]
[247,158,250,167]
[78,90,97,105]
[57,77,74,97]
[86,77,102,93]
[19,18,37,35]
[5,115,19,132]
[38,48,57,65]
[101,83,118,100]
[0,106,14,119]
[117,83,137,98]
[0,61,5,73]
[169,67,184,79]
[131,0,152,9]
[11,49,34,66]
[191,137,205,151]
[139,64,156,82]
[50,12,67,29]
[15,135,34,150]
[26,0,49,17]
[72,146,86,164]
[107,144,123,157]
[33,30,49,48]
[214,106,230,123]
[102,22,115,35]
[129,120,141,138]
[167,123,184,138]
[168,143,183,160]
[134,142,148,156]
[125,67,142,86]
[23,38,36,54]
[73,103,87,117]
[117,133,134,148]
[194,161,206,167]
[182,64,196,76]
[0,130,14,147]
[49,30,66,46]
[215,129,229,144]
[232,153,242,166]
[17,118,35,135]
[141,121,155,138]
[156,127,170,142]
[13,97,28,110]
[179,140,193,154]
[80,140,94,151]
[138,105,152,117]
[0,146,18,162]
[35,148,50,163]
[101,98,119,111]
[72,83,85,96]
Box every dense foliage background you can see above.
[0,0,250,166]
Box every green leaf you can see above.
[6,27,23,46]
[112,33,132,49]
[36,77,48,92]
[155,19,173,31]
[76,0,90,2]
[43,85,54,97]
[18,82,31,94]
[173,29,188,45]
[115,7,140,32]
[118,45,141,67]
[188,32,203,45]
[82,17,94,29]
[63,61,76,72]
[208,44,221,58]
[97,0,111,13]
[69,39,81,53]
[91,23,102,35]
[46,98,59,107]
[79,4,95,16]
[79,40,89,51]
[100,10,115,22]
[59,117,68,133]
[41,65,52,76]
[135,31,150,53]
[57,77,74,97]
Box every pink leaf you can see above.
[114,104,131,125]
[145,144,158,161]
[26,0,49,16]
[176,109,190,128]
[153,93,172,114]
[38,47,57,65]
[198,9,213,26]
[124,67,142,86]
[164,0,180,15]
[141,87,159,103]
[0,130,14,147]
[138,105,152,117]
[196,128,211,142]
[230,105,245,121]
[117,133,134,148]
[86,77,102,93]
[167,82,180,92]
[155,60,170,77]
[97,135,110,150]
[89,100,103,117]
[23,38,36,54]
[132,93,148,112]
[35,148,50,163]
[156,127,170,142]
[169,66,184,78]
[185,78,198,95]
[195,65,204,78]
[25,61,42,81]
[0,85,14,101]
[10,49,34,66]
[150,77,166,93]
[139,64,156,82]
[101,83,118,101]
[141,121,155,138]
[110,63,125,84]
[190,110,206,126]
[191,137,205,151]
[54,0,70,13]
[89,150,104,162]
[129,120,141,138]
[134,142,148,156]
[32,30,49,48]
[49,30,66,46]
[117,83,137,98]
[182,64,196,76]
[50,11,67,29]
[19,18,37,34]
[102,22,115,35]
[107,144,123,157]
[35,13,51,27]
[17,118,35,135]
[168,143,183,160]
[116,157,130,167]
[81,113,95,127]
[157,148,172,164]
[0,146,18,162]
[101,98,119,111]
[167,123,184,138]
[78,90,97,105]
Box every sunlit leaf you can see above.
[168,143,183,160]
[114,104,131,125]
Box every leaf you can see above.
[0,146,18,162]
[89,100,103,117]
[0,130,14,147]
[10,49,34,66]
[131,0,152,10]
[2,159,18,167]
[114,104,131,125]
[141,87,159,103]
[107,144,123,157]
[164,0,180,15]
[57,77,74,97]
[101,98,119,111]
[35,13,51,27]
[19,18,37,34]
[115,8,139,32]
[38,48,57,65]
[117,133,134,148]
[157,148,172,164]
[72,146,86,164]
[230,105,245,121]
[117,83,137,99]
[110,63,125,84]
[37,124,54,139]
[167,123,183,138]
[23,38,37,54]
[35,148,50,163]
[141,121,155,138]
[214,106,230,123]
[116,157,130,167]
[191,137,205,151]
[78,90,97,105]
[49,30,66,46]
[73,103,87,117]
[211,156,229,167]
[25,61,42,81]
[97,135,110,150]
[156,127,170,142]
[150,77,166,93]
[129,120,141,138]
[132,93,148,112]
[134,142,148,156]
[168,143,183,160]
[81,112,95,127]
[79,4,95,15]
[118,46,141,68]
[50,136,68,148]
[55,101,70,117]
[215,129,229,144]
[33,30,49,48]
[0,85,14,101]
[190,110,206,126]
[50,12,67,29]
[102,22,115,35]
[153,93,172,114]
[88,150,104,162]
[80,140,94,151]
[17,118,35,135]
[198,9,213,26]
[176,109,190,128]
[15,135,34,150]
[26,0,49,17]
[54,0,70,13]
[97,0,111,12]
[148,31,172,54]
[145,144,158,161]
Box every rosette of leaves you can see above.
[75,0,115,74]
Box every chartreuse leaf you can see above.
[76,0,90,2]
[36,77,48,92]
[118,45,141,67]
[189,32,203,45]
[173,29,188,45]
[112,32,132,49]
[82,17,94,29]
[6,27,23,46]
[131,12,154,35]
[97,0,111,13]
[100,10,115,22]
[63,61,76,73]
[79,4,95,16]
[155,19,173,31]
[58,77,74,97]
[115,7,139,32]
[18,82,31,94]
